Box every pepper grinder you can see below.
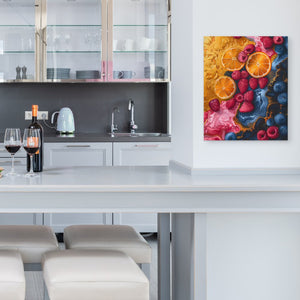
[22,66,27,80]
[16,66,21,80]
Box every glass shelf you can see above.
[113,50,167,53]
[47,51,101,53]
[3,51,34,54]
[0,25,35,27]
[47,25,101,27]
[113,25,167,27]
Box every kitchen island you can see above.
[1,166,300,300]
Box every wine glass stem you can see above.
[29,155,34,175]
[11,154,15,174]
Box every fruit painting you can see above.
[204,36,288,140]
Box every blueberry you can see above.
[279,125,287,136]
[274,113,287,125]
[273,81,287,93]
[275,45,286,55]
[266,118,275,126]
[277,93,287,105]
[225,132,237,140]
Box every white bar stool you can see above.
[0,225,59,299]
[0,249,26,300]
[64,225,152,278]
[42,249,149,300]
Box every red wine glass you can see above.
[23,128,40,178]
[4,128,21,176]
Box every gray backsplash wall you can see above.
[0,83,168,135]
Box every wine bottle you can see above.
[27,105,43,172]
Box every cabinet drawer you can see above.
[44,143,112,168]
[113,142,171,166]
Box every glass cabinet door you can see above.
[0,0,36,82]
[109,0,169,82]
[44,0,104,82]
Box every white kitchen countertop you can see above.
[1,165,300,192]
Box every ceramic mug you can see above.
[124,39,134,51]
[113,71,124,79]
[121,71,136,79]
[144,66,165,79]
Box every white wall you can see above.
[171,1,300,300]
[172,0,300,169]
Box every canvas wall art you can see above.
[204,36,288,140]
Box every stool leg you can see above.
[44,281,50,300]
[141,263,151,280]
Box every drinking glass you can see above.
[4,128,22,176]
[23,128,40,178]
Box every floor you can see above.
[25,234,158,300]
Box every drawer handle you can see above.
[134,145,159,148]
[65,145,91,148]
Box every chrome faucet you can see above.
[128,99,138,134]
[111,106,119,136]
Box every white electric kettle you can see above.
[51,107,75,134]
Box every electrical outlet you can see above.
[25,111,48,120]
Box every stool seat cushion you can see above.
[0,250,25,300]
[42,249,149,300]
[0,225,58,263]
[64,225,151,263]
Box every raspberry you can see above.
[267,126,279,139]
[238,51,248,63]
[258,77,268,89]
[231,70,241,81]
[273,36,284,45]
[226,98,236,109]
[241,70,249,79]
[256,46,262,52]
[238,78,249,94]
[234,36,242,39]
[244,44,255,54]
[244,90,254,102]
[249,78,258,90]
[257,130,269,140]
[235,93,244,103]
[209,99,220,112]
[262,37,274,49]
[239,101,254,113]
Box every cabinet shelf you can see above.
[113,50,167,53]
[2,51,34,54]
[113,25,167,27]
[47,51,101,54]
[0,25,34,27]
[47,25,101,27]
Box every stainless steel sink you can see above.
[109,132,165,137]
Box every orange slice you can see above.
[221,48,245,71]
[214,76,236,100]
[246,52,271,78]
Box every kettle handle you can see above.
[51,111,59,124]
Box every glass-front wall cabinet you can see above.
[0,0,36,82]
[45,0,103,81]
[0,0,170,83]
[111,0,169,81]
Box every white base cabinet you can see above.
[0,144,41,225]
[43,142,113,232]
[44,142,113,168]
[0,142,171,232]
[113,142,171,166]
[113,142,171,232]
